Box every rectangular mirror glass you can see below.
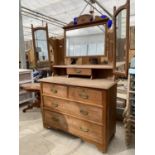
[115,9,127,73]
[34,30,49,62]
[66,25,105,57]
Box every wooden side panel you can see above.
[106,30,114,63]
[48,38,58,64]
[57,39,64,65]
[107,84,117,143]
[49,38,64,65]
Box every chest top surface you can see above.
[39,76,116,90]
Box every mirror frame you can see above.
[31,23,51,69]
[63,14,109,58]
[113,0,130,77]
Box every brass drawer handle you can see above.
[50,88,57,94]
[52,117,59,122]
[79,93,88,99]
[76,70,81,74]
[80,109,88,116]
[51,102,59,108]
[80,127,89,132]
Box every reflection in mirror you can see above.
[66,25,105,57]
[116,9,126,73]
[34,30,48,62]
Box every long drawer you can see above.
[42,83,67,98]
[43,96,103,124]
[44,110,103,143]
[69,86,105,106]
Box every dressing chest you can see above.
[38,4,130,151]
[40,76,117,152]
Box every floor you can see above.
[19,106,135,155]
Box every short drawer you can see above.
[42,83,67,98]
[67,68,91,76]
[44,111,68,130]
[43,96,63,111]
[43,96,103,124]
[69,86,105,105]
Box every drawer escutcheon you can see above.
[50,88,57,94]
[51,117,59,122]
[79,93,88,99]
[76,70,82,74]
[80,126,89,132]
[80,109,88,115]
[51,102,59,108]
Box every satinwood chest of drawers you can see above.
[40,76,117,152]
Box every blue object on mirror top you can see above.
[101,15,107,19]
[73,17,77,25]
[107,19,112,28]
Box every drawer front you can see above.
[42,83,67,98]
[43,96,103,124]
[43,96,63,111]
[68,116,103,143]
[44,111,68,130]
[44,111,103,143]
[69,86,105,105]
[67,68,91,76]
[66,101,103,124]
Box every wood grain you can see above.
[68,86,104,105]
[42,83,67,97]
[39,76,116,90]
[43,96,103,124]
